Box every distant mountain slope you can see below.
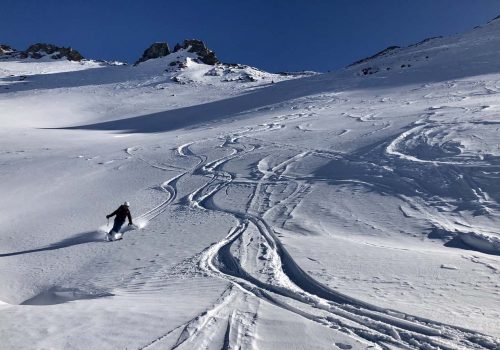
[0,39,316,88]
[344,16,500,81]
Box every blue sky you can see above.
[2,0,500,72]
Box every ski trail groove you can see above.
[183,138,498,349]
[132,124,498,349]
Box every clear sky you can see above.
[2,0,500,72]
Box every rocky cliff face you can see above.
[134,39,219,66]
[173,39,219,65]
[134,42,170,65]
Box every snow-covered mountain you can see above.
[1,39,313,86]
[1,18,500,350]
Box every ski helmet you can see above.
[124,201,130,207]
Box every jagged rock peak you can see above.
[173,39,219,65]
[134,42,170,65]
[21,43,84,61]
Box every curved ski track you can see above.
[127,124,498,350]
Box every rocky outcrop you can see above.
[173,39,219,65]
[0,44,15,55]
[19,43,84,61]
[134,42,170,65]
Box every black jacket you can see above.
[108,205,132,224]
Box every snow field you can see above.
[2,18,500,349]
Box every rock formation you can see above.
[173,39,219,65]
[134,42,170,65]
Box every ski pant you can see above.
[110,219,125,234]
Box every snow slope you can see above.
[1,19,500,350]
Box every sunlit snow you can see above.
[1,19,499,350]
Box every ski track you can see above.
[124,122,499,350]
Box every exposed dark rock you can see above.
[239,73,257,82]
[348,46,400,67]
[134,42,170,65]
[361,67,379,75]
[173,39,219,65]
[170,76,186,84]
[165,61,186,73]
[0,44,15,55]
[22,43,84,61]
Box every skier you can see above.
[106,202,133,241]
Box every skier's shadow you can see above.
[0,230,104,257]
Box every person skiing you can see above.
[106,202,133,241]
